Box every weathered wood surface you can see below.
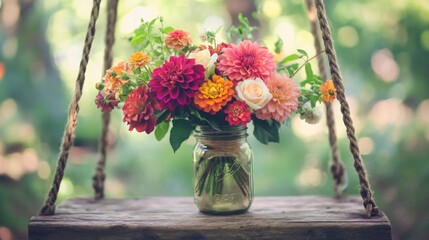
[29,196,392,240]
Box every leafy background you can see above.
[0,0,428,239]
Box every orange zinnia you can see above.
[320,80,337,103]
[194,75,235,114]
[103,62,131,94]
[128,52,150,69]
[165,29,193,50]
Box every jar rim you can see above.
[194,124,248,140]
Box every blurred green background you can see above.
[1,0,428,239]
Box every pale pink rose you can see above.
[189,49,211,68]
[189,49,218,78]
[235,78,272,110]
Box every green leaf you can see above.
[162,26,174,34]
[190,109,221,131]
[130,34,145,46]
[155,121,170,141]
[297,49,308,57]
[278,54,300,65]
[305,63,314,80]
[156,110,171,124]
[169,119,194,152]
[149,17,158,26]
[286,63,299,76]
[252,117,280,144]
[274,37,283,54]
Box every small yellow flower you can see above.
[320,80,337,103]
[128,52,151,69]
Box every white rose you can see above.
[300,102,323,124]
[235,78,272,110]
[189,49,211,68]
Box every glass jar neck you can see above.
[194,125,248,141]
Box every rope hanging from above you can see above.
[39,0,102,216]
[305,0,346,198]
[92,0,120,200]
[313,0,379,218]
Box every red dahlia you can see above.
[122,86,161,134]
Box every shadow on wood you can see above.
[28,196,392,240]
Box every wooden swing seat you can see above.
[29,1,392,239]
[29,196,392,240]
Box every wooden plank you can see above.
[28,196,392,240]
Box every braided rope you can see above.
[314,0,378,218]
[92,0,119,200]
[305,0,345,198]
[39,0,102,216]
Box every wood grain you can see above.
[28,196,392,240]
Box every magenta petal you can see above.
[170,87,179,99]
[176,92,188,105]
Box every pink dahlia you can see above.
[216,40,276,84]
[224,100,252,126]
[149,55,205,111]
[95,92,118,112]
[255,74,300,123]
[122,86,161,134]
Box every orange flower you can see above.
[320,80,337,103]
[128,52,150,69]
[165,29,193,50]
[194,75,235,114]
[103,62,131,93]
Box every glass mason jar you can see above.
[193,125,253,214]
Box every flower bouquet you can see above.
[94,15,336,213]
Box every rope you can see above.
[39,0,102,216]
[314,0,378,218]
[92,0,119,200]
[305,0,346,198]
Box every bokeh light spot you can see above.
[337,26,359,47]
[59,178,74,198]
[1,0,20,28]
[296,168,326,188]
[262,0,282,18]
[119,6,159,35]
[200,15,225,35]
[0,226,12,240]
[421,30,429,51]
[37,161,51,180]
[359,137,374,155]
[371,49,400,82]
[2,37,17,59]
[417,99,429,130]
[369,98,412,128]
